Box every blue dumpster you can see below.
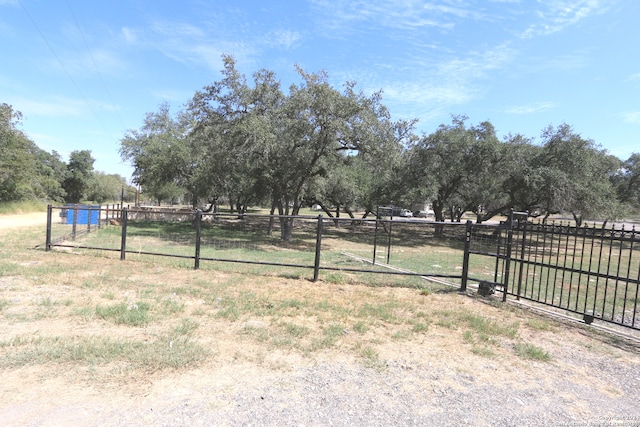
[65,205,100,225]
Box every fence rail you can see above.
[44,205,640,331]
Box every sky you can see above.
[1,0,639,181]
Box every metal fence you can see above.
[467,212,640,330]
[45,205,468,286]
[44,205,640,330]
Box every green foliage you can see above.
[63,150,96,203]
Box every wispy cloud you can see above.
[622,111,640,124]
[520,0,609,38]
[9,96,86,118]
[264,29,301,49]
[308,0,473,33]
[8,95,119,119]
[506,102,557,114]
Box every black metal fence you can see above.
[44,205,640,330]
[45,205,469,285]
[467,212,640,330]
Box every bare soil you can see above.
[0,212,47,230]
[0,213,639,426]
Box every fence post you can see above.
[120,208,128,261]
[502,209,515,302]
[461,220,472,292]
[46,204,52,251]
[194,210,202,270]
[373,210,380,265]
[387,217,392,264]
[516,223,527,301]
[313,215,323,282]
[71,205,78,241]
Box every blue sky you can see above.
[2,0,639,180]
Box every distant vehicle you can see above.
[400,209,413,217]
[413,210,434,218]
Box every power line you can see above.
[17,0,117,141]
[65,0,129,131]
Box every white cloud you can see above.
[622,111,640,124]
[121,27,138,44]
[7,96,120,119]
[520,0,609,38]
[506,102,557,114]
[309,0,467,32]
[264,29,301,49]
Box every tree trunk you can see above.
[267,199,277,236]
[432,199,445,237]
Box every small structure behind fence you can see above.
[44,205,640,331]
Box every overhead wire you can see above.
[64,0,129,132]
[17,0,118,141]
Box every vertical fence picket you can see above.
[120,208,128,261]
[313,215,323,282]
[194,210,202,270]
[46,204,52,251]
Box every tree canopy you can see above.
[118,57,638,238]
[1,102,135,205]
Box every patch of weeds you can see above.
[278,299,306,311]
[38,297,55,308]
[418,288,431,296]
[240,325,270,342]
[324,273,348,285]
[270,335,293,348]
[283,322,310,338]
[357,302,400,324]
[170,286,202,297]
[74,306,94,319]
[101,292,115,300]
[514,343,551,361]
[171,318,199,337]
[314,300,352,318]
[412,322,429,333]
[433,309,460,328]
[95,302,150,326]
[391,329,410,340]
[359,346,384,369]
[0,298,11,311]
[309,323,345,351]
[459,311,519,339]
[279,272,301,280]
[215,298,240,321]
[81,280,99,290]
[353,321,368,334]
[471,346,496,357]
[191,307,207,316]
[526,318,555,332]
[0,330,209,370]
[159,298,185,315]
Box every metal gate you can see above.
[469,211,640,330]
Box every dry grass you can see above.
[0,218,638,399]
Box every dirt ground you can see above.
[0,212,48,230]
[1,212,640,426]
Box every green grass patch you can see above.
[514,343,552,361]
[94,302,151,326]
[0,319,208,370]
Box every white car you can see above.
[400,209,413,217]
